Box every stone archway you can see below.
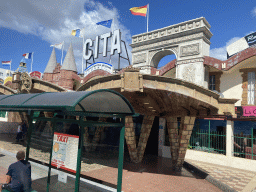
[130,17,212,88]
[149,49,177,68]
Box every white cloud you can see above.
[251,7,256,17]
[0,0,132,73]
[210,37,242,60]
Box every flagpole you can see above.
[61,42,64,65]
[147,4,149,33]
[31,53,33,73]
[10,59,12,71]
[82,36,84,74]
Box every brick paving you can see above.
[0,133,224,192]
[186,159,256,192]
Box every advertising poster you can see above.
[51,132,79,173]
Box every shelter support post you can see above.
[175,116,196,171]
[75,120,84,192]
[46,119,56,192]
[117,119,125,192]
[25,111,34,162]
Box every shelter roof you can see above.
[0,89,134,117]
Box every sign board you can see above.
[30,71,41,79]
[4,76,12,85]
[242,106,256,117]
[0,78,4,85]
[227,31,256,58]
[84,62,113,77]
[83,29,122,61]
[51,132,79,173]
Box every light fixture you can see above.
[148,107,153,108]
[144,103,149,105]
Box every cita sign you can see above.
[84,62,113,76]
[83,29,122,60]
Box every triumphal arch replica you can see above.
[78,17,236,170]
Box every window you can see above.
[209,75,215,90]
[248,72,255,105]
[0,72,3,76]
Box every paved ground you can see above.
[185,159,256,192]
[1,133,255,191]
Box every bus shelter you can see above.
[0,89,135,192]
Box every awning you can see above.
[0,89,134,116]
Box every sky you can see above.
[0,0,256,74]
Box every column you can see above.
[176,116,196,171]
[226,120,234,157]
[91,127,104,151]
[125,116,138,163]
[137,115,155,162]
[158,118,166,157]
[166,116,179,166]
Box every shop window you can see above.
[248,72,255,105]
[209,75,215,90]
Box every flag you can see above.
[2,61,11,66]
[71,29,81,37]
[96,19,112,28]
[22,52,33,59]
[129,5,148,17]
[50,41,64,49]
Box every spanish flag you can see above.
[129,5,148,17]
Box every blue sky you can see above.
[0,0,256,74]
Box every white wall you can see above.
[220,69,243,106]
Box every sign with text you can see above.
[51,132,79,173]
[84,62,113,77]
[83,29,122,61]
[242,106,256,117]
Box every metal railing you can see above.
[233,128,256,160]
[189,130,226,155]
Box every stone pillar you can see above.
[226,120,234,157]
[125,116,138,163]
[91,127,104,151]
[137,115,155,162]
[176,116,196,171]
[166,116,179,166]
[83,127,91,152]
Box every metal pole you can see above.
[75,119,84,192]
[31,53,33,73]
[61,42,64,66]
[46,119,56,192]
[208,120,210,150]
[147,4,149,33]
[25,111,34,162]
[82,37,84,73]
[117,119,125,192]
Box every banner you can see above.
[4,76,12,85]
[30,71,41,79]
[51,133,79,173]
[84,62,113,77]
[0,79,4,85]
[227,31,256,58]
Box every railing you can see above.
[233,128,256,160]
[189,130,226,155]
[0,111,6,118]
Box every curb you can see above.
[183,161,237,192]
